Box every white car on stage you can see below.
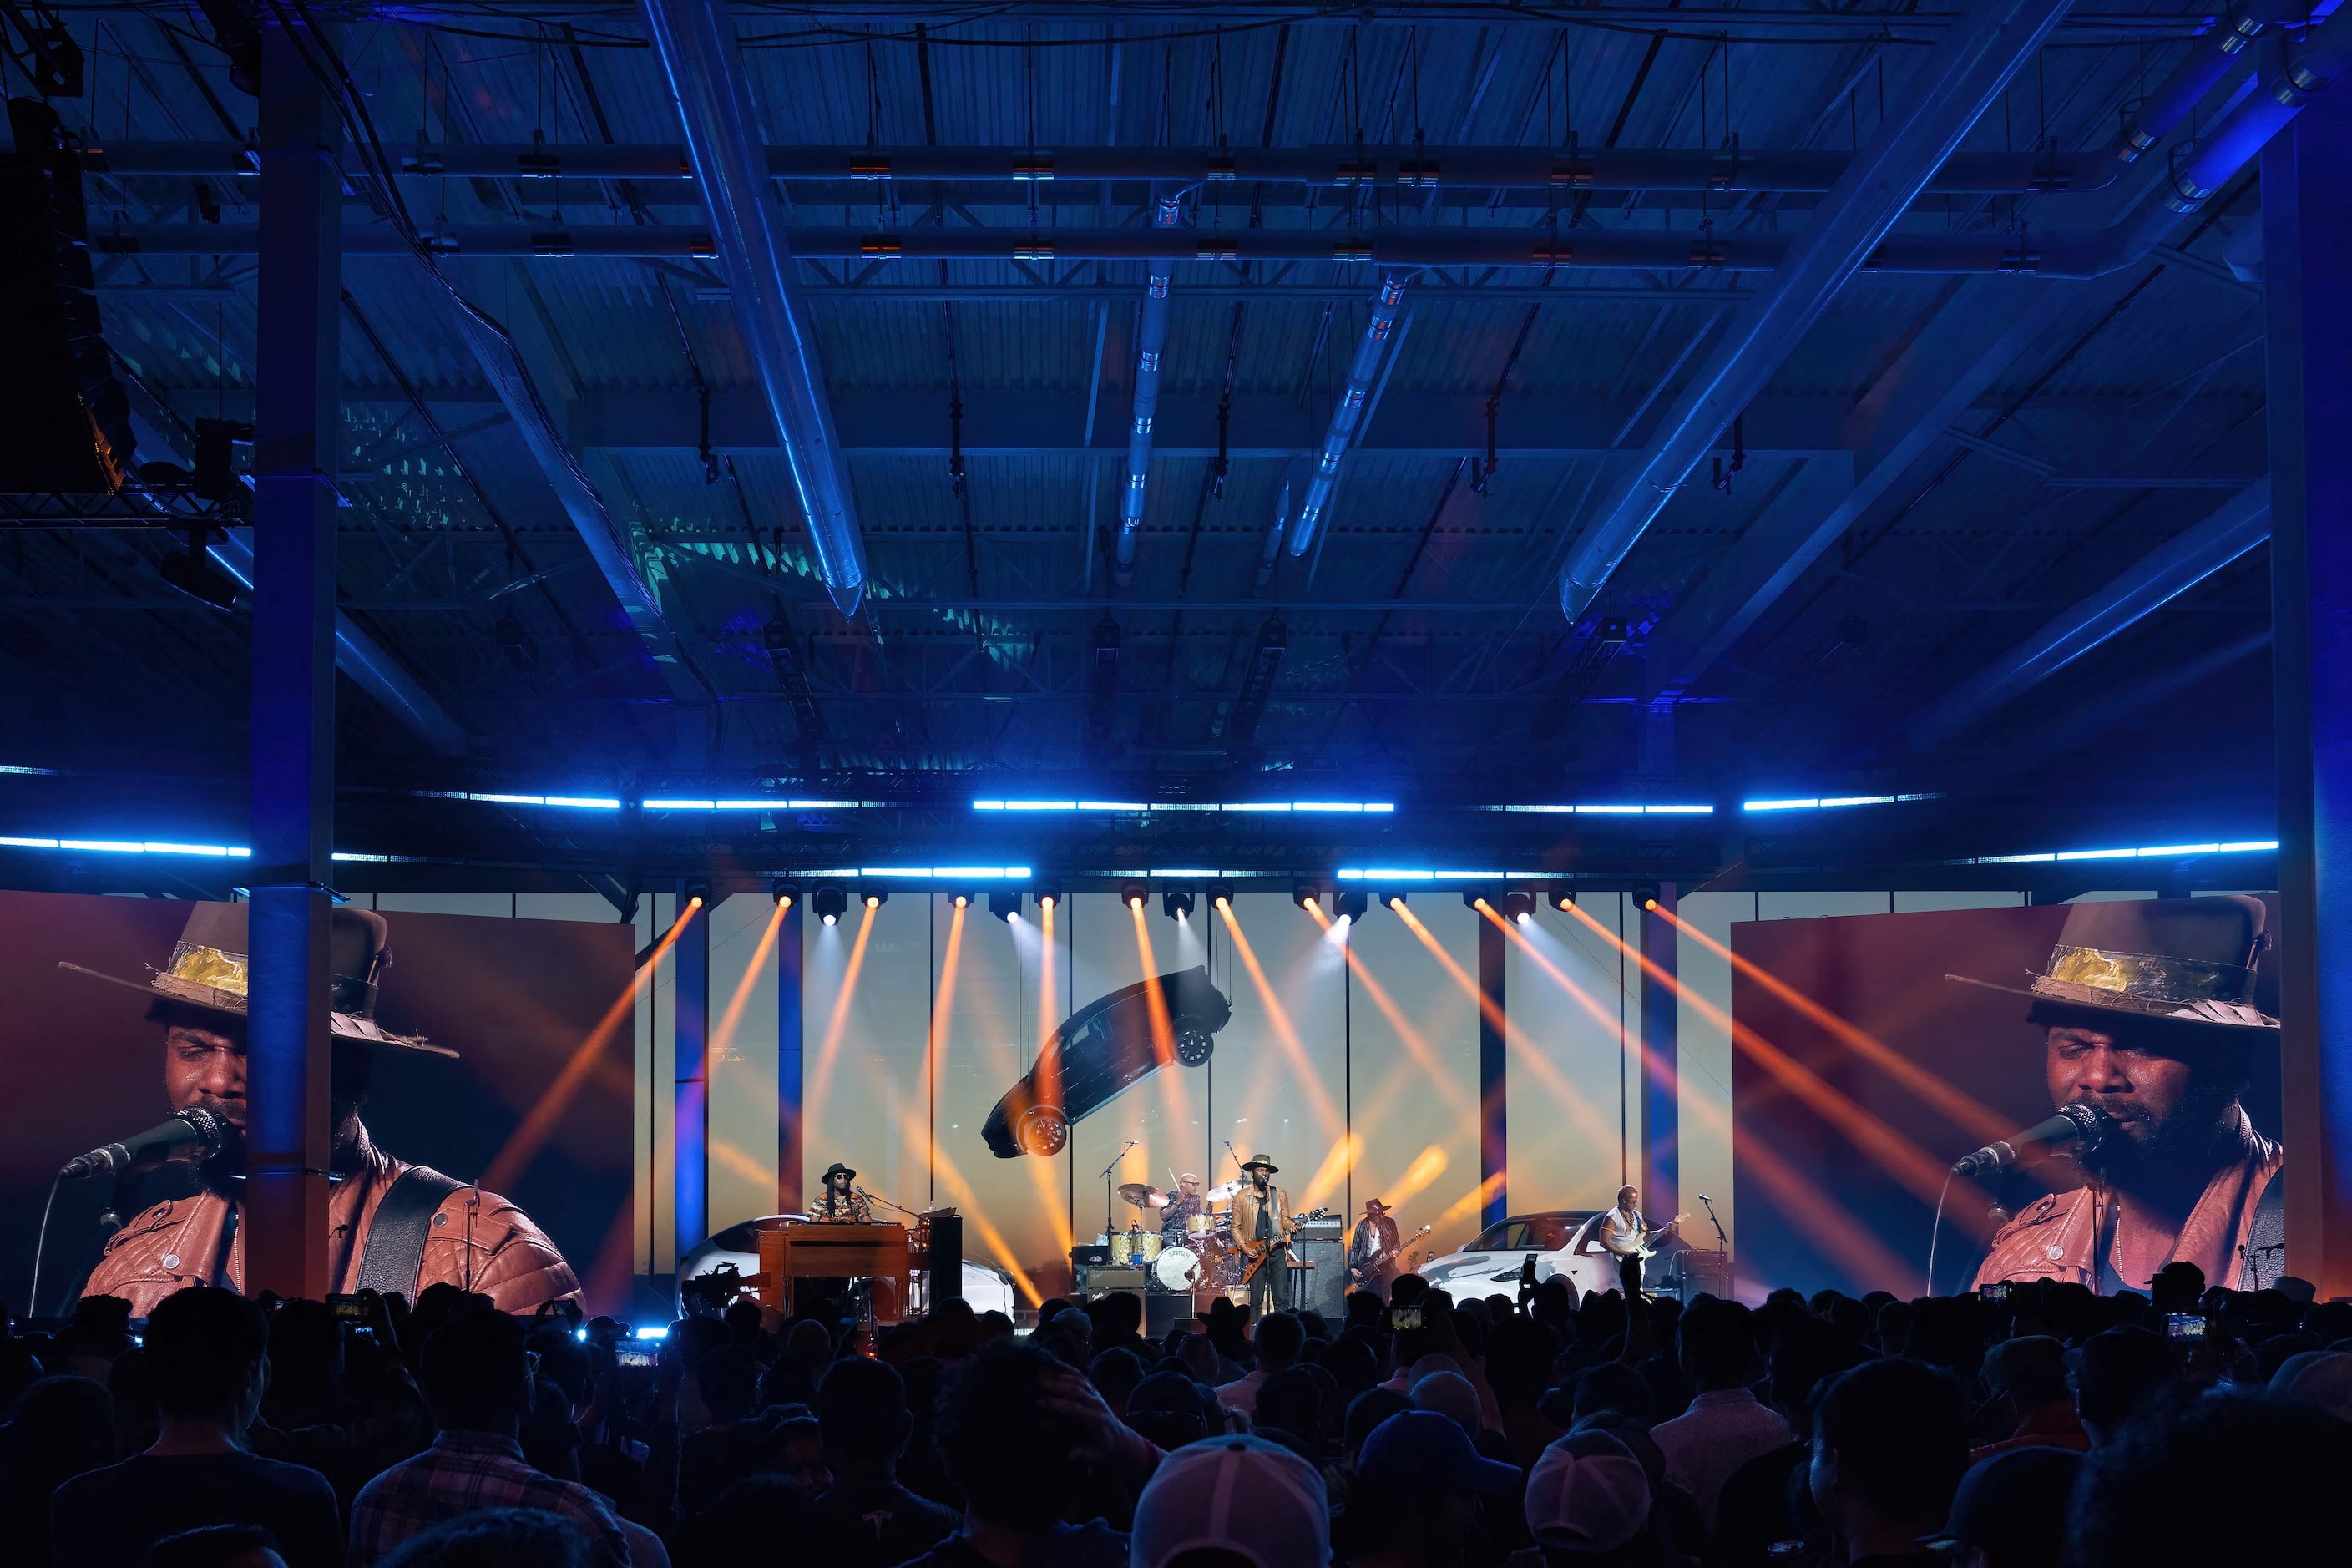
[1412,1210,1698,1302]
[677,1215,1021,1320]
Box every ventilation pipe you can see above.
[1286,274,1408,559]
[1257,467,1293,588]
[639,0,867,615]
[1554,0,2074,623]
[1112,195,1182,589]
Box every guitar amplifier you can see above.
[1070,1243,1113,1268]
[1079,1266,1147,1298]
[1292,1218,1347,1320]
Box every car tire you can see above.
[1174,1019,1215,1066]
[1016,1104,1070,1156]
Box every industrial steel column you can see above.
[245,15,341,1301]
[2266,89,2352,1300]
[1640,886,1680,1224]
[672,896,711,1257]
[776,897,804,1214]
[1479,914,1507,1229]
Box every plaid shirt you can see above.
[349,1430,632,1568]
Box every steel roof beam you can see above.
[1906,478,2270,751]
[1554,0,2078,623]
[639,0,868,616]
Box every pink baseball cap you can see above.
[1131,1435,1330,1568]
[1525,1430,1651,1554]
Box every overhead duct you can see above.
[1286,275,1407,559]
[639,0,867,616]
[1908,479,2271,751]
[1113,196,1182,588]
[1552,0,2076,624]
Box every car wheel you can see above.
[1016,1104,1070,1156]
[1174,1019,1214,1066]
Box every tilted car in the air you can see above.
[982,966,1232,1157]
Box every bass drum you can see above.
[1154,1245,1201,1292]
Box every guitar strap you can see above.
[357,1166,467,1297]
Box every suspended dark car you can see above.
[982,965,1232,1157]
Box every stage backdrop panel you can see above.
[0,891,636,1316]
[1731,895,2279,1299]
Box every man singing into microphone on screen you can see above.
[56,903,578,1315]
[1952,895,2282,1294]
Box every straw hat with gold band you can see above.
[1946,893,2277,1034]
[60,901,456,1057]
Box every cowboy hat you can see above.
[820,1161,858,1184]
[1363,1197,1391,1212]
[60,901,452,1057]
[1241,1152,1280,1174]
[1946,894,2277,1033]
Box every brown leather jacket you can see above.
[1973,1108,2281,1293]
[1230,1180,1292,1249]
[81,1126,579,1315]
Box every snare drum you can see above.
[1154,1246,1201,1292]
[1186,1213,1213,1237]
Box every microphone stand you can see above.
[1700,1194,1727,1287]
[1098,1141,1138,1246]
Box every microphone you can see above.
[1950,1104,2109,1179]
[60,1108,232,1179]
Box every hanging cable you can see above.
[943,301,966,500]
[1474,303,1540,497]
[1212,301,1244,499]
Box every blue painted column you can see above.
[245,13,341,1301]
[672,894,710,1257]
[2267,89,2352,1300]
[776,897,804,1214]
[1479,912,1508,1228]
[1640,884,1679,1224]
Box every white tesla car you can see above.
[1413,1210,1697,1301]
[677,1215,1020,1319]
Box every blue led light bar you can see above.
[1961,839,2278,867]
[1,837,251,857]
[1743,792,1943,812]
[856,866,1034,879]
[1491,803,1714,816]
[974,798,1394,814]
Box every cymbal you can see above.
[1204,1180,1242,1202]
[1118,1181,1169,1208]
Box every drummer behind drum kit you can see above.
[1114,1179,1249,1297]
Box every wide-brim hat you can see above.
[60,900,452,1057]
[1241,1153,1279,1174]
[1947,893,2277,1034]
[821,1161,858,1183]
[1363,1197,1391,1212]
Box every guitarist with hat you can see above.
[1599,1184,1679,1300]
[1230,1153,1298,1315]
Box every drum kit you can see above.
[1115,1180,1248,1295]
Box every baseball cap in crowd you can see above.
[1358,1409,1521,1495]
[1920,1446,2083,1568]
[1409,1369,1483,1440]
[1130,1434,1330,1568]
[1525,1430,1651,1555]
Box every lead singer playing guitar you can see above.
[1599,1184,1682,1298]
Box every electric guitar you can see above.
[1350,1223,1433,1287]
[1602,1212,1690,1264]
[1237,1207,1333,1283]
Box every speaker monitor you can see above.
[1292,1220,1347,1321]
[927,1215,963,1305]
[0,98,134,494]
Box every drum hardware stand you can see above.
[1100,1140,1138,1244]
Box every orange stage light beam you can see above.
[1437,1171,1507,1230]
[1465,903,1641,1156]
[711,899,787,1068]
[805,903,879,1140]
[483,898,696,1193]
[883,1094,1044,1307]
[1562,898,1970,1222]
[1127,901,1200,1142]
[1301,903,1473,1118]
[1024,899,1072,1256]
[1383,1143,1452,1207]
[1298,1131,1363,1212]
[1651,903,2012,1146]
[1216,902,1343,1134]
[927,901,970,1152]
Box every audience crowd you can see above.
[4,1257,2350,1568]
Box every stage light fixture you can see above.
[1161,886,1195,920]
[989,890,1024,922]
[1634,883,1662,910]
[813,882,847,925]
[1503,890,1536,924]
[1207,881,1236,909]
[859,884,890,910]
[948,886,974,909]
[683,883,712,910]
[1461,887,1495,912]
[770,879,797,908]
[1552,886,1577,912]
[1292,883,1321,912]
[1336,888,1368,922]
[1032,883,1061,912]
[1380,888,1409,911]
[1121,880,1149,910]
